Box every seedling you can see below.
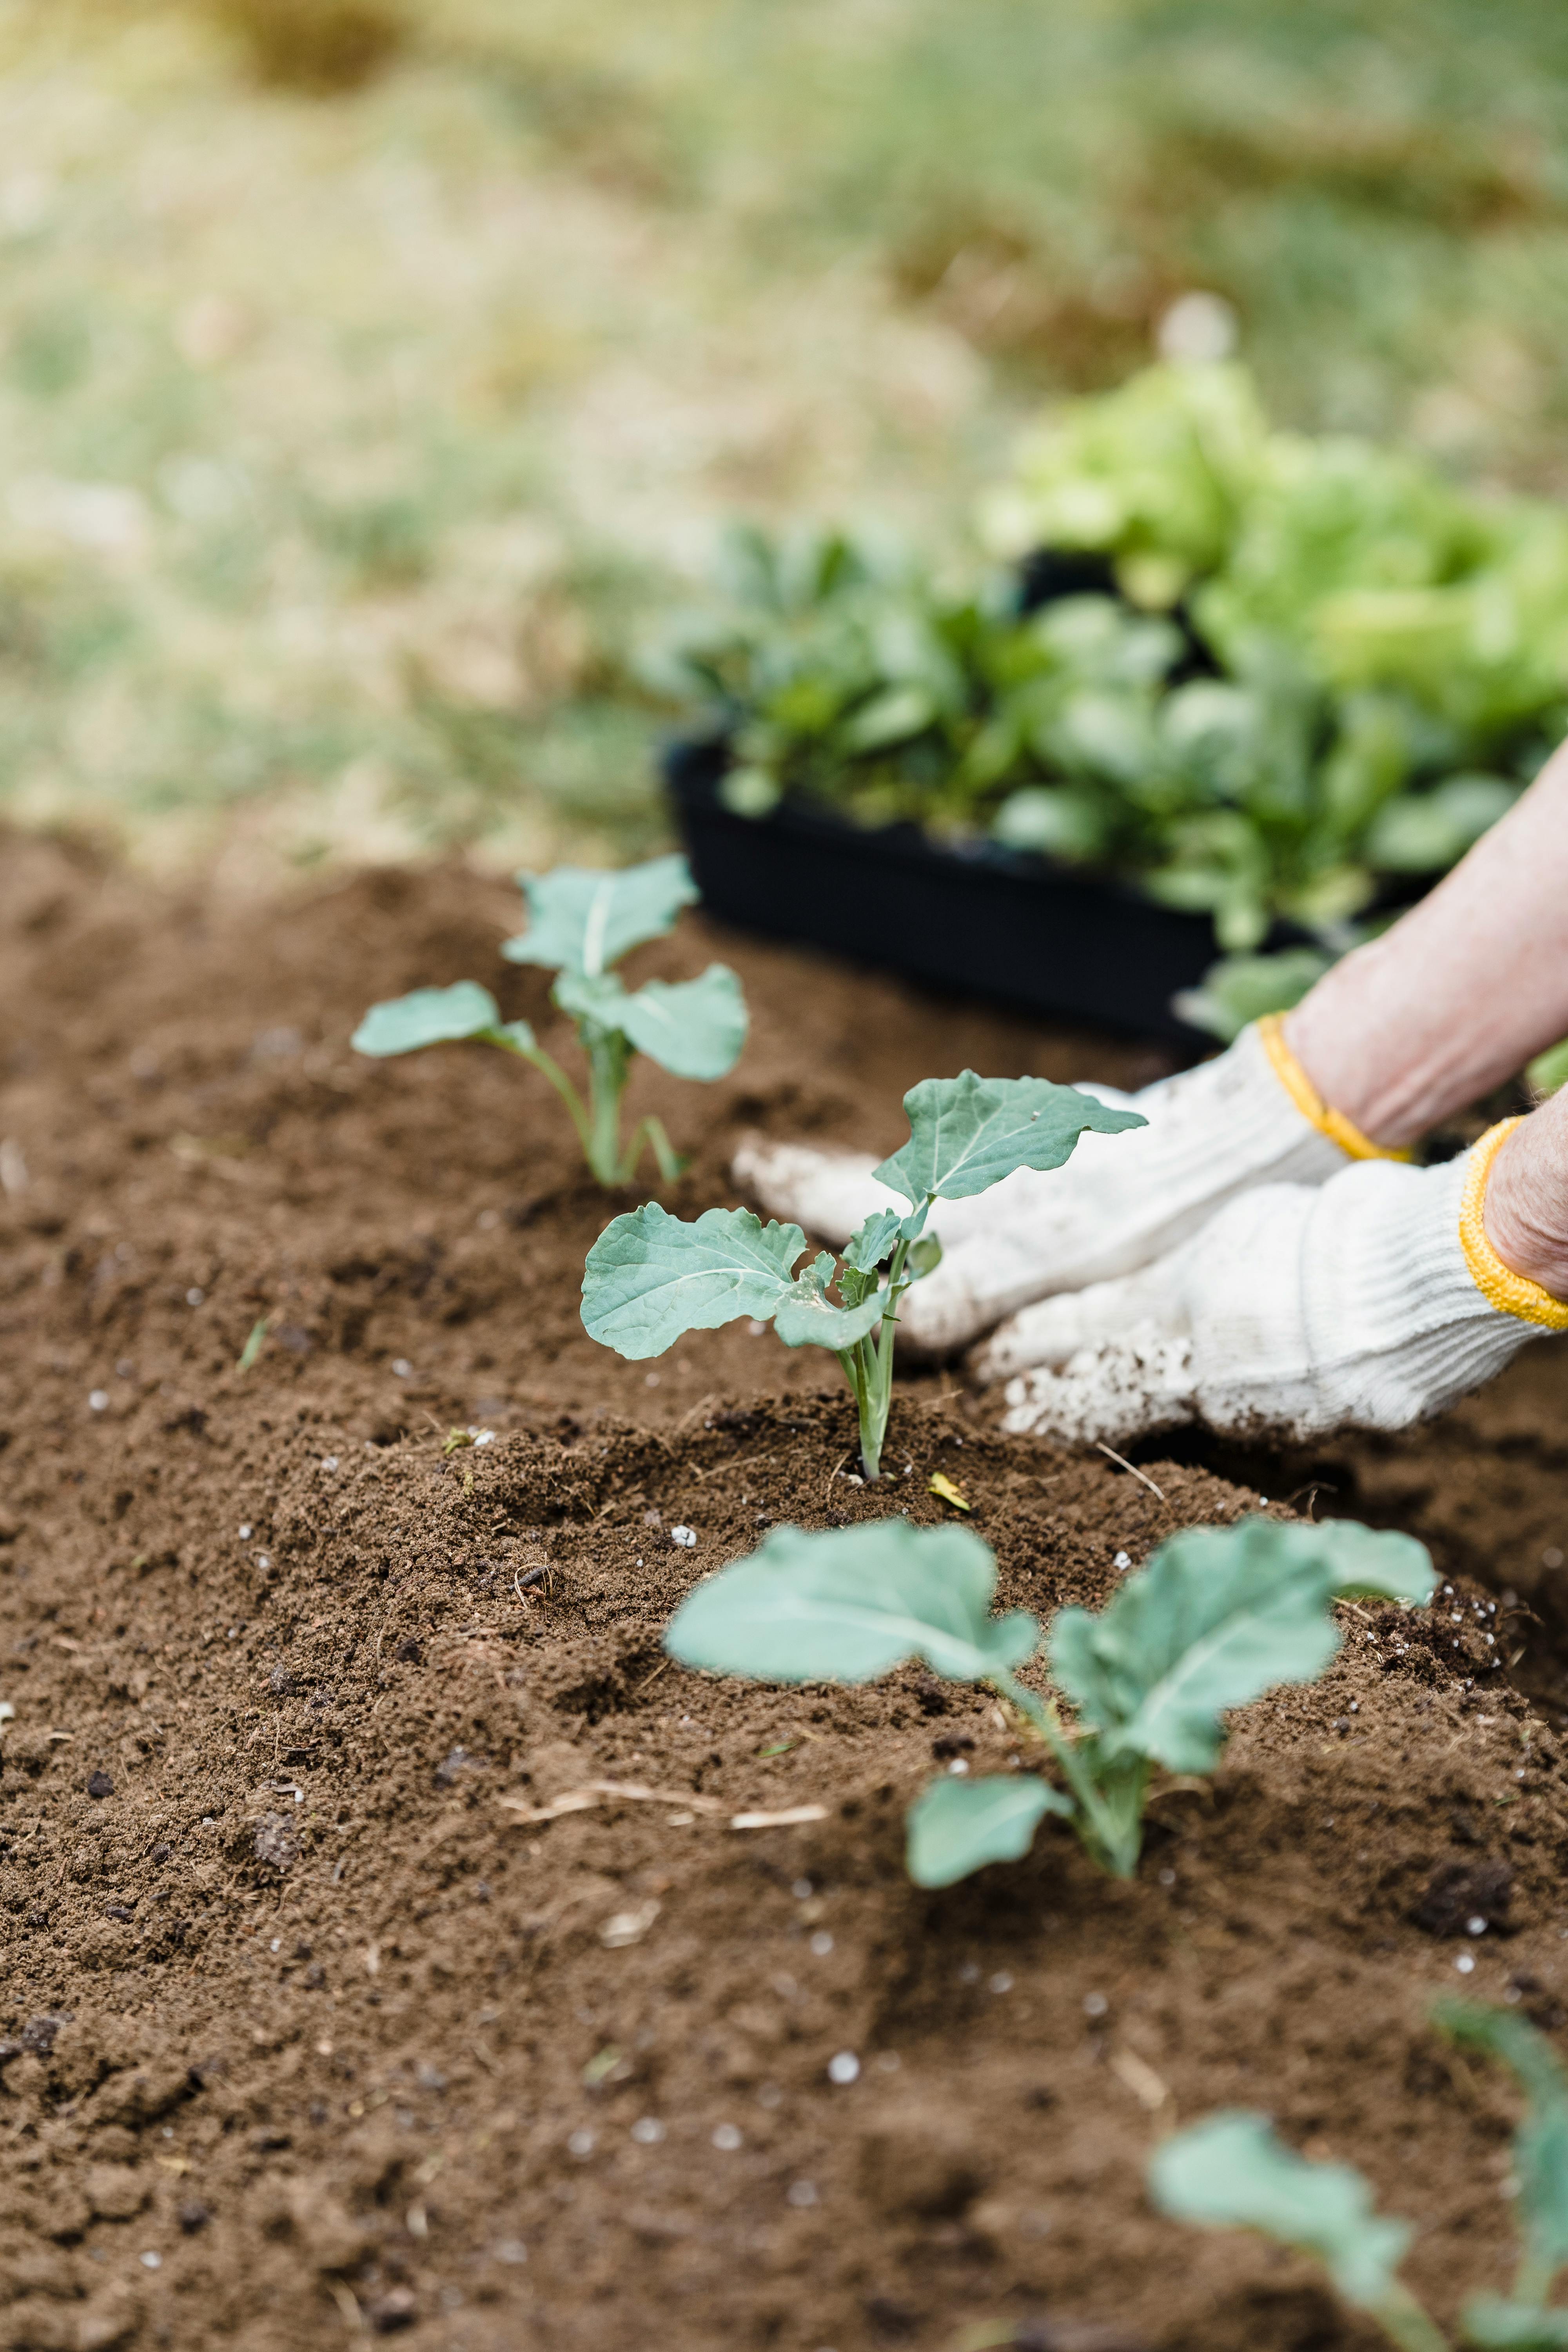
[662,1512,1434,1880]
[581,1070,1143,1479]
[353,854,747,1189]
[1149,2001,1568,2352]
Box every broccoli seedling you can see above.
[662,1512,1434,1880]
[1149,2001,1568,2352]
[580,1069,1143,1479]
[352,854,746,1189]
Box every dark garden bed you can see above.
[3,831,1568,2351]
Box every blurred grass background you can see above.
[1,0,1566,884]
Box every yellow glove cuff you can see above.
[1255,1015,1415,1165]
[1460,1118,1568,1332]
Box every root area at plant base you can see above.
[4,831,1568,2352]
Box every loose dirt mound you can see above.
[4,833,1568,2352]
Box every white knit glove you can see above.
[733,1022,1360,1357]
[981,1121,1568,1446]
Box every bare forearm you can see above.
[1486,1086,1568,1299]
[1286,748,1568,1147]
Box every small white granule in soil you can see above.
[827,2052,859,2085]
[670,1526,697,1548]
[89,1390,108,1411]
[630,2117,665,2145]
[712,2123,743,2151]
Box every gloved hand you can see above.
[979,1119,1568,1446]
[733,1019,1392,1358]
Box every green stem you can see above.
[489,1029,595,1164]
[583,1029,631,1188]
[1514,2252,1556,2310]
[619,1114,685,1186]
[1370,2287,1451,2352]
[989,1668,1136,1873]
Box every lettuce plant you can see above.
[580,1071,1143,1479]
[352,854,746,1189]
[663,1512,1434,1880]
[654,365,1561,955]
[1149,2002,1568,2352]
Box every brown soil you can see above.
[4,830,1568,2352]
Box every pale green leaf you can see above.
[1051,1518,1435,1774]
[501,854,698,976]
[771,1256,887,1350]
[907,1232,943,1279]
[1437,2004,1568,2283]
[906,1775,1072,1888]
[874,1071,1146,1205]
[619,966,748,1080]
[551,964,746,1078]
[582,1204,804,1359]
[842,1208,903,1274]
[664,1519,1039,1687]
[1463,2300,1568,2350]
[551,969,627,1032]
[352,982,500,1056]
[1148,2112,1412,2310]
[494,1017,540,1055]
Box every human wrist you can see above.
[1482,1104,1568,1305]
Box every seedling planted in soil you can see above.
[663,1512,1435,1880]
[1150,2002,1568,2351]
[353,854,747,1188]
[581,1069,1143,1477]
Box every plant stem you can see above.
[834,1237,914,1481]
[619,1114,685,1185]
[989,1668,1137,1873]
[490,1029,595,1166]
[1514,2252,1556,2310]
[1370,2288,1450,2352]
[583,1029,632,1188]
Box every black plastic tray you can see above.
[666,740,1222,1044]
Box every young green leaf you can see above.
[615,967,748,1080]
[873,1071,1145,1205]
[582,1204,807,1358]
[842,1208,904,1274]
[1148,2112,1413,2312]
[1050,1518,1436,1775]
[1463,2302,1568,2350]
[553,963,747,1079]
[906,1774,1071,1888]
[1436,2003,1568,2298]
[770,1255,889,1350]
[664,1519,1039,1687]
[352,981,501,1056]
[501,855,697,977]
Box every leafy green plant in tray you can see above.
[651,360,1565,956]
[663,1511,1434,1881]
[352,853,746,1189]
[1150,2001,1568,2351]
[581,1070,1143,1479]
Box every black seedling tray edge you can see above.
[666,739,1226,1045]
